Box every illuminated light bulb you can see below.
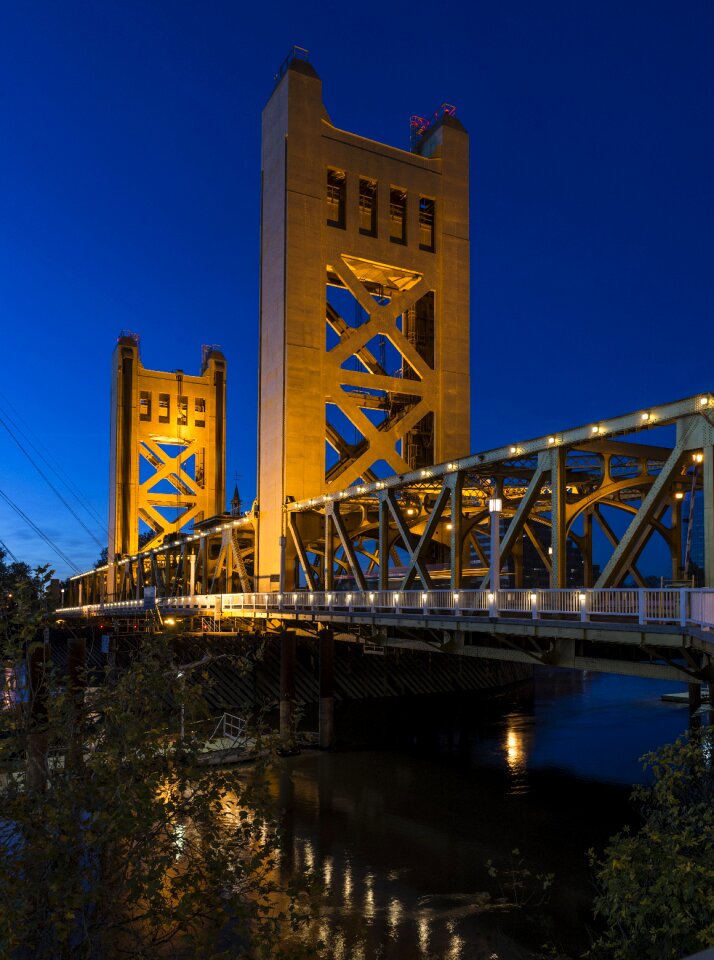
[406,507,415,516]
[700,397,709,407]
[510,446,517,454]
[346,593,352,603]
[421,593,428,603]
[591,426,600,434]
[488,592,495,602]
[579,593,586,602]
[369,592,375,601]
[675,491,685,500]
[548,436,556,445]
[693,452,704,463]
[446,522,453,530]
[530,593,537,602]
[641,412,650,421]
[453,593,459,602]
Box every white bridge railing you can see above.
[57,588,714,631]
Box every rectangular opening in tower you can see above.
[326,168,346,228]
[359,177,377,236]
[389,187,407,244]
[419,196,435,251]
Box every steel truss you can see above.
[288,393,714,593]
[68,518,255,605]
[67,393,714,606]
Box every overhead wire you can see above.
[0,412,104,549]
[0,484,80,573]
[0,538,19,564]
[0,392,107,535]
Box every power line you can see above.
[0,393,107,535]
[0,538,19,564]
[0,412,104,549]
[0,484,80,573]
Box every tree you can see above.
[589,728,714,960]
[0,579,315,959]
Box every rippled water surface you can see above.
[274,669,697,958]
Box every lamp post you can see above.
[488,497,502,591]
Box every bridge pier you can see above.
[279,631,296,745]
[319,628,335,749]
[689,682,702,711]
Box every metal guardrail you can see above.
[207,713,246,747]
[57,588,714,630]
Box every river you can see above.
[274,669,699,959]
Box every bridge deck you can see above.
[57,588,714,684]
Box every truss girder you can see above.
[69,393,714,606]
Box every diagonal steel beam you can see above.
[329,503,367,592]
[385,490,434,590]
[399,485,451,590]
[592,505,646,588]
[595,443,689,587]
[288,512,321,590]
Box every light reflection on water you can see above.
[275,669,693,959]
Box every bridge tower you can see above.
[108,334,226,595]
[257,50,471,589]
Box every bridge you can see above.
[55,50,714,744]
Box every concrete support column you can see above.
[689,682,702,710]
[279,631,296,745]
[319,628,335,749]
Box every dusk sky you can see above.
[1,1,713,577]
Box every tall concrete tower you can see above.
[257,50,470,588]
[108,335,226,595]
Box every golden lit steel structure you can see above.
[256,49,470,589]
[107,334,227,598]
[73,392,714,607]
[286,393,714,593]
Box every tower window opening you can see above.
[195,397,206,427]
[419,196,435,251]
[326,168,346,228]
[358,177,377,236]
[158,394,170,424]
[390,187,407,244]
[139,390,152,422]
[177,396,188,427]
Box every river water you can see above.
[274,669,698,959]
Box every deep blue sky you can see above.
[1,1,712,576]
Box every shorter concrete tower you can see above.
[108,334,226,594]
